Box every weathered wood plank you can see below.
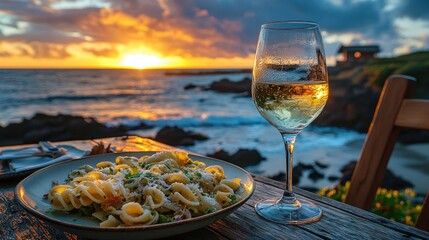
[395,99,429,130]
[253,175,429,239]
[415,191,429,232]
[209,204,322,240]
[0,192,75,240]
[0,177,21,194]
[165,228,228,240]
[79,227,227,240]
[346,75,416,210]
[250,180,425,239]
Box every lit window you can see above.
[354,51,361,58]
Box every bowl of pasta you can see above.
[16,151,255,239]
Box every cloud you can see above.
[0,51,13,57]
[83,45,119,57]
[0,0,427,64]
[397,0,429,20]
[29,42,71,58]
[0,40,70,58]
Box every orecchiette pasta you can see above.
[47,151,243,227]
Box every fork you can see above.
[0,141,66,161]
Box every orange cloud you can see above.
[1,0,428,68]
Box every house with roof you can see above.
[336,45,380,68]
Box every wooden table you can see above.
[1,136,428,240]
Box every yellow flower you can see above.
[404,215,412,225]
[319,187,328,194]
[327,189,336,198]
[345,181,351,188]
[404,189,416,197]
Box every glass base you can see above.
[255,197,322,224]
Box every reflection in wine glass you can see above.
[252,21,329,224]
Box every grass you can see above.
[363,51,429,98]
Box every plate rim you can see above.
[15,151,255,232]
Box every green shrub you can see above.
[394,62,429,99]
[365,64,398,87]
[319,182,422,226]
[363,51,429,98]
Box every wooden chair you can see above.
[345,75,429,232]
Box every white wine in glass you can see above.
[252,21,329,224]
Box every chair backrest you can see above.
[345,75,429,232]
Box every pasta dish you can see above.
[47,151,242,227]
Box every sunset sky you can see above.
[0,0,428,69]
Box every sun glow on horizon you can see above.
[120,53,167,69]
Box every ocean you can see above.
[1,69,427,193]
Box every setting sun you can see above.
[121,53,166,69]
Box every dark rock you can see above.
[0,113,128,146]
[231,149,266,166]
[297,162,315,171]
[207,149,231,161]
[177,138,195,146]
[293,164,304,180]
[121,122,153,131]
[205,77,251,94]
[397,129,429,144]
[269,172,285,182]
[189,132,209,141]
[339,160,357,180]
[308,169,324,182]
[207,148,265,168]
[300,186,320,193]
[381,171,414,190]
[268,167,302,185]
[154,126,209,146]
[339,161,414,190]
[315,161,329,169]
[327,175,340,181]
[184,84,198,90]
[268,163,304,185]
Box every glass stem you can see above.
[280,132,298,204]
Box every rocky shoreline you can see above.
[269,159,414,193]
[0,113,267,166]
[184,74,429,143]
[184,77,251,96]
[0,113,130,146]
[0,112,423,192]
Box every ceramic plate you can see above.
[16,152,255,239]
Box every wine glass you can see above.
[252,21,329,224]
